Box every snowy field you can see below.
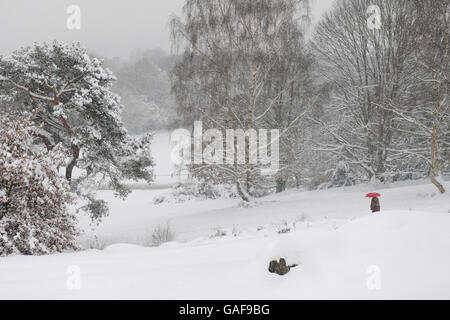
[1,131,450,300]
[0,178,449,299]
[1,0,449,303]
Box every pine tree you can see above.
[0,41,155,219]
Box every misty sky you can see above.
[0,0,335,59]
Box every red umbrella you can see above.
[365,192,381,198]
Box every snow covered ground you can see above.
[1,130,450,299]
[1,178,449,299]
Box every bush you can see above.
[153,181,238,204]
[0,112,79,256]
[151,222,175,246]
[276,220,294,234]
[322,161,359,189]
[209,226,228,238]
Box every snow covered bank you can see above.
[76,180,450,246]
[1,181,449,299]
[1,209,450,299]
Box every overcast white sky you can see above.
[0,0,335,59]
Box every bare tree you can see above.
[170,0,312,199]
[412,0,449,193]
[312,0,428,182]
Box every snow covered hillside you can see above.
[0,180,449,299]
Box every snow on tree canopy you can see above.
[0,41,155,220]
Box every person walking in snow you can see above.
[366,193,381,213]
[370,197,380,213]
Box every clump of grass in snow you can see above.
[210,226,227,238]
[277,220,294,234]
[151,222,176,246]
[83,235,108,250]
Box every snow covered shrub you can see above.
[276,220,294,234]
[84,235,107,250]
[150,222,175,246]
[153,181,237,204]
[323,161,359,189]
[0,113,78,256]
[208,225,240,238]
[231,224,240,237]
[237,200,262,208]
[209,226,227,238]
[307,174,328,190]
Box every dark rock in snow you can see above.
[268,258,298,276]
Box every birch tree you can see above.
[171,0,312,199]
[412,0,449,193]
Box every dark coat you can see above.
[370,197,380,213]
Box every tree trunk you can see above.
[430,106,445,194]
[245,62,257,193]
[236,178,250,202]
[430,25,448,195]
[276,178,286,193]
[65,144,80,182]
